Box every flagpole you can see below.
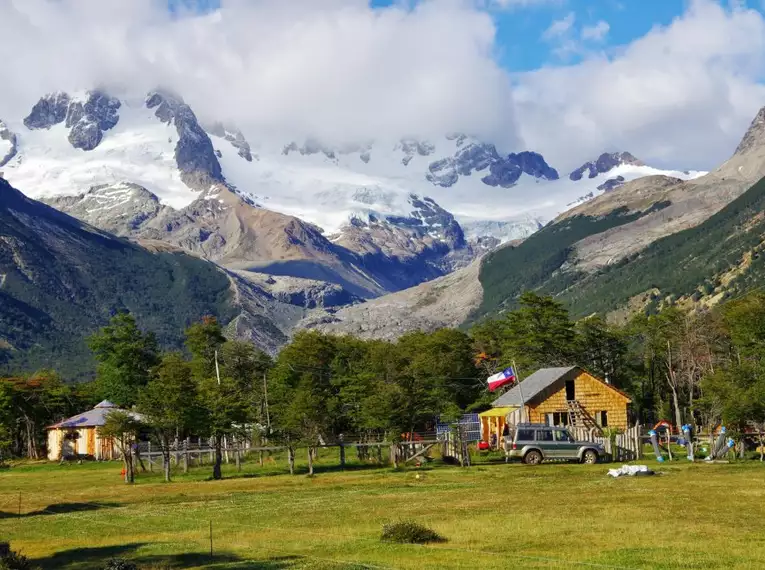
[512,360,526,424]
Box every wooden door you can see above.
[86,429,96,456]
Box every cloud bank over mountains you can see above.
[3,0,765,171]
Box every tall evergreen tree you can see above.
[88,313,160,407]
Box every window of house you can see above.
[598,411,609,427]
[551,412,569,426]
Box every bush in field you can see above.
[381,520,445,544]
[0,545,38,570]
[102,559,138,570]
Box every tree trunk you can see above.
[288,446,295,475]
[307,446,314,476]
[124,448,135,484]
[212,435,223,480]
[669,383,683,432]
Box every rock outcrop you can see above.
[146,90,224,190]
[0,121,17,168]
[65,91,121,151]
[569,152,643,181]
[427,143,558,188]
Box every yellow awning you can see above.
[479,406,518,418]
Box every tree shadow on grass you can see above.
[33,544,306,570]
[0,501,120,519]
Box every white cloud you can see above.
[543,12,576,40]
[581,20,610,42]
[0,0,519,148]
[514,0,765,171]
[1,0,765,178]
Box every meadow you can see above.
[2,452,765,570]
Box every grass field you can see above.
[2,451,765,570]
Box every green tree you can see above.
[185,316,246,480]
[196,374,247,480]
[269,332,338,474]
[138,352,200,482]
[185,315,226,380]
[576,316,629,386]
[99,410,143,484]
[391,329,480,436]
[88,313,160,407]
[220,340,272,432]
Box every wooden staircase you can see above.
[567,400,602,434]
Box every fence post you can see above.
[235,437,241,472]
[391,443,399,469]
[209,438,214,464]
[174,436,179,466]
[183,438,189,473]
[339,434,346,469]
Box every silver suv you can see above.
[504,424,604,465]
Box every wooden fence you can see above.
[569,425,643,462]
[132,437,442,472]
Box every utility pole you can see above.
[512,360,527,423]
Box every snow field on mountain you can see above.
[2,103,197,209]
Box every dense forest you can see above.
[5,289,765,473]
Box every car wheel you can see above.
[582,450,598,464]
[524,450,543,465]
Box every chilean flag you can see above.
[487,367,516,392]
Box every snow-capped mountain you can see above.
[1,89,704,248]
[0,88,707,309]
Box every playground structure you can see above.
[649,422,736,462]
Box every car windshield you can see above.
[554,430,572,442]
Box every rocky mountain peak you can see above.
[0,120,18,168]
[568,151,644,181]
[146,90,224,190]
[65,90,121,151]
[23,92,71,130]
[734,106,765,156]
[22,90,121,151]
[426,143,558,189]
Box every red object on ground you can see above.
[477,441,491,451]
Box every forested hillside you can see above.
[472,201,671,321]
[0,178,238,377]
[473,174,765,322]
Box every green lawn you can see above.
[1,451,764,570]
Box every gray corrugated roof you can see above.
[48,405,142,429]
[491,366,578,407]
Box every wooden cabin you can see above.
[46,400,141,461]
[480,366,631,443]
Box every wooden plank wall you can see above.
[528,371,629,429]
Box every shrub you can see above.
[0,547,38,570]
[102,559,138,570]
[381,520,445,544]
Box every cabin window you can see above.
[598,411,609,427]
[549,412,569,426]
